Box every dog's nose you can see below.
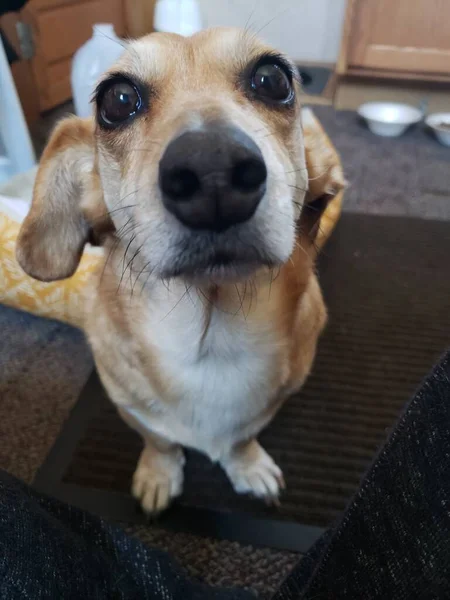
[159,124,267,231]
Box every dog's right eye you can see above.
[96,78,142,127]
[252,63,292,103]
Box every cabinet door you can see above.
[348,0,450,75]
[22,0,126,112]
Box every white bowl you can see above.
[425,113,450,147]
[357,102,422,137]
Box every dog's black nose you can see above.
[159,124,267,232]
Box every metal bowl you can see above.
[425,113,450,147]
[358,102,422,137]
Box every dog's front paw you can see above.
[222,440,285,503]
[132,444,185,515]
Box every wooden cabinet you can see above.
[0,11,40,125]
[23,0,127,112]
[5,0,155,115]
[338,0,450,81]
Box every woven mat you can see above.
[34,212,450,552]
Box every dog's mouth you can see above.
[171,251,265,282]
[160,232,275,282]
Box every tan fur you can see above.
[16,28,345,513]
[16,118,113,280]
[302,108,346,250]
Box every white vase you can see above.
[154,0,202,36]
[71,23,125,118]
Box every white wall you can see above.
[197,0,347,63]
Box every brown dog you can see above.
[17,28,345,513]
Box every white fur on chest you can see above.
[134,285,280,460]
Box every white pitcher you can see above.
[71,24,125,118]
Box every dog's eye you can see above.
[98,79,141,126]
[251,63,293,103]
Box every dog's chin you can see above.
[188,261,263,285]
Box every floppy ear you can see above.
[300,107,347,249]
[16,117,111,282]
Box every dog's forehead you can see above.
[116,28,270,84]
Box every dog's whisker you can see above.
[108,203,137,215]
[308,166,334,182]
[243,0,259,33]
[91,187,142,229]
[116,222,153,294]
[127,248,142,297]
[116,222,141,243]
[273,265,282,283]
[90,204,137,226]
[160,278,171,294]
[294,239,309,258]
[116,187,144,206]
[253,7,290,36]
[196,286,212,309]
[98,213,135,287]
[161,285,192,322]
[121,230,139,269]
[284,167,307,175]
[258,129,279,141]
[132,261,148,295]
[250,278,257,318]
[288,183,309,193]
[99,238,120,287]
[95,29,128,50]
[139,262,157,295]
[234,284,245,317]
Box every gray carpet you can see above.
[0,306,92,484]
[2,107,449,597]
[312,107,450,220]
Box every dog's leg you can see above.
[119,408,185,514]
[132,437,185,514]
[221,439,285,502]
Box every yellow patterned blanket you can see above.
[0,195,102,328]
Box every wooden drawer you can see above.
[7,0,155,113]
[23,0,127,111]
[37,0,125,64]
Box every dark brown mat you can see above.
[34,213,450,552]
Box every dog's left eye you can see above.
[251,63,293,103]
[97,79,142,126]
